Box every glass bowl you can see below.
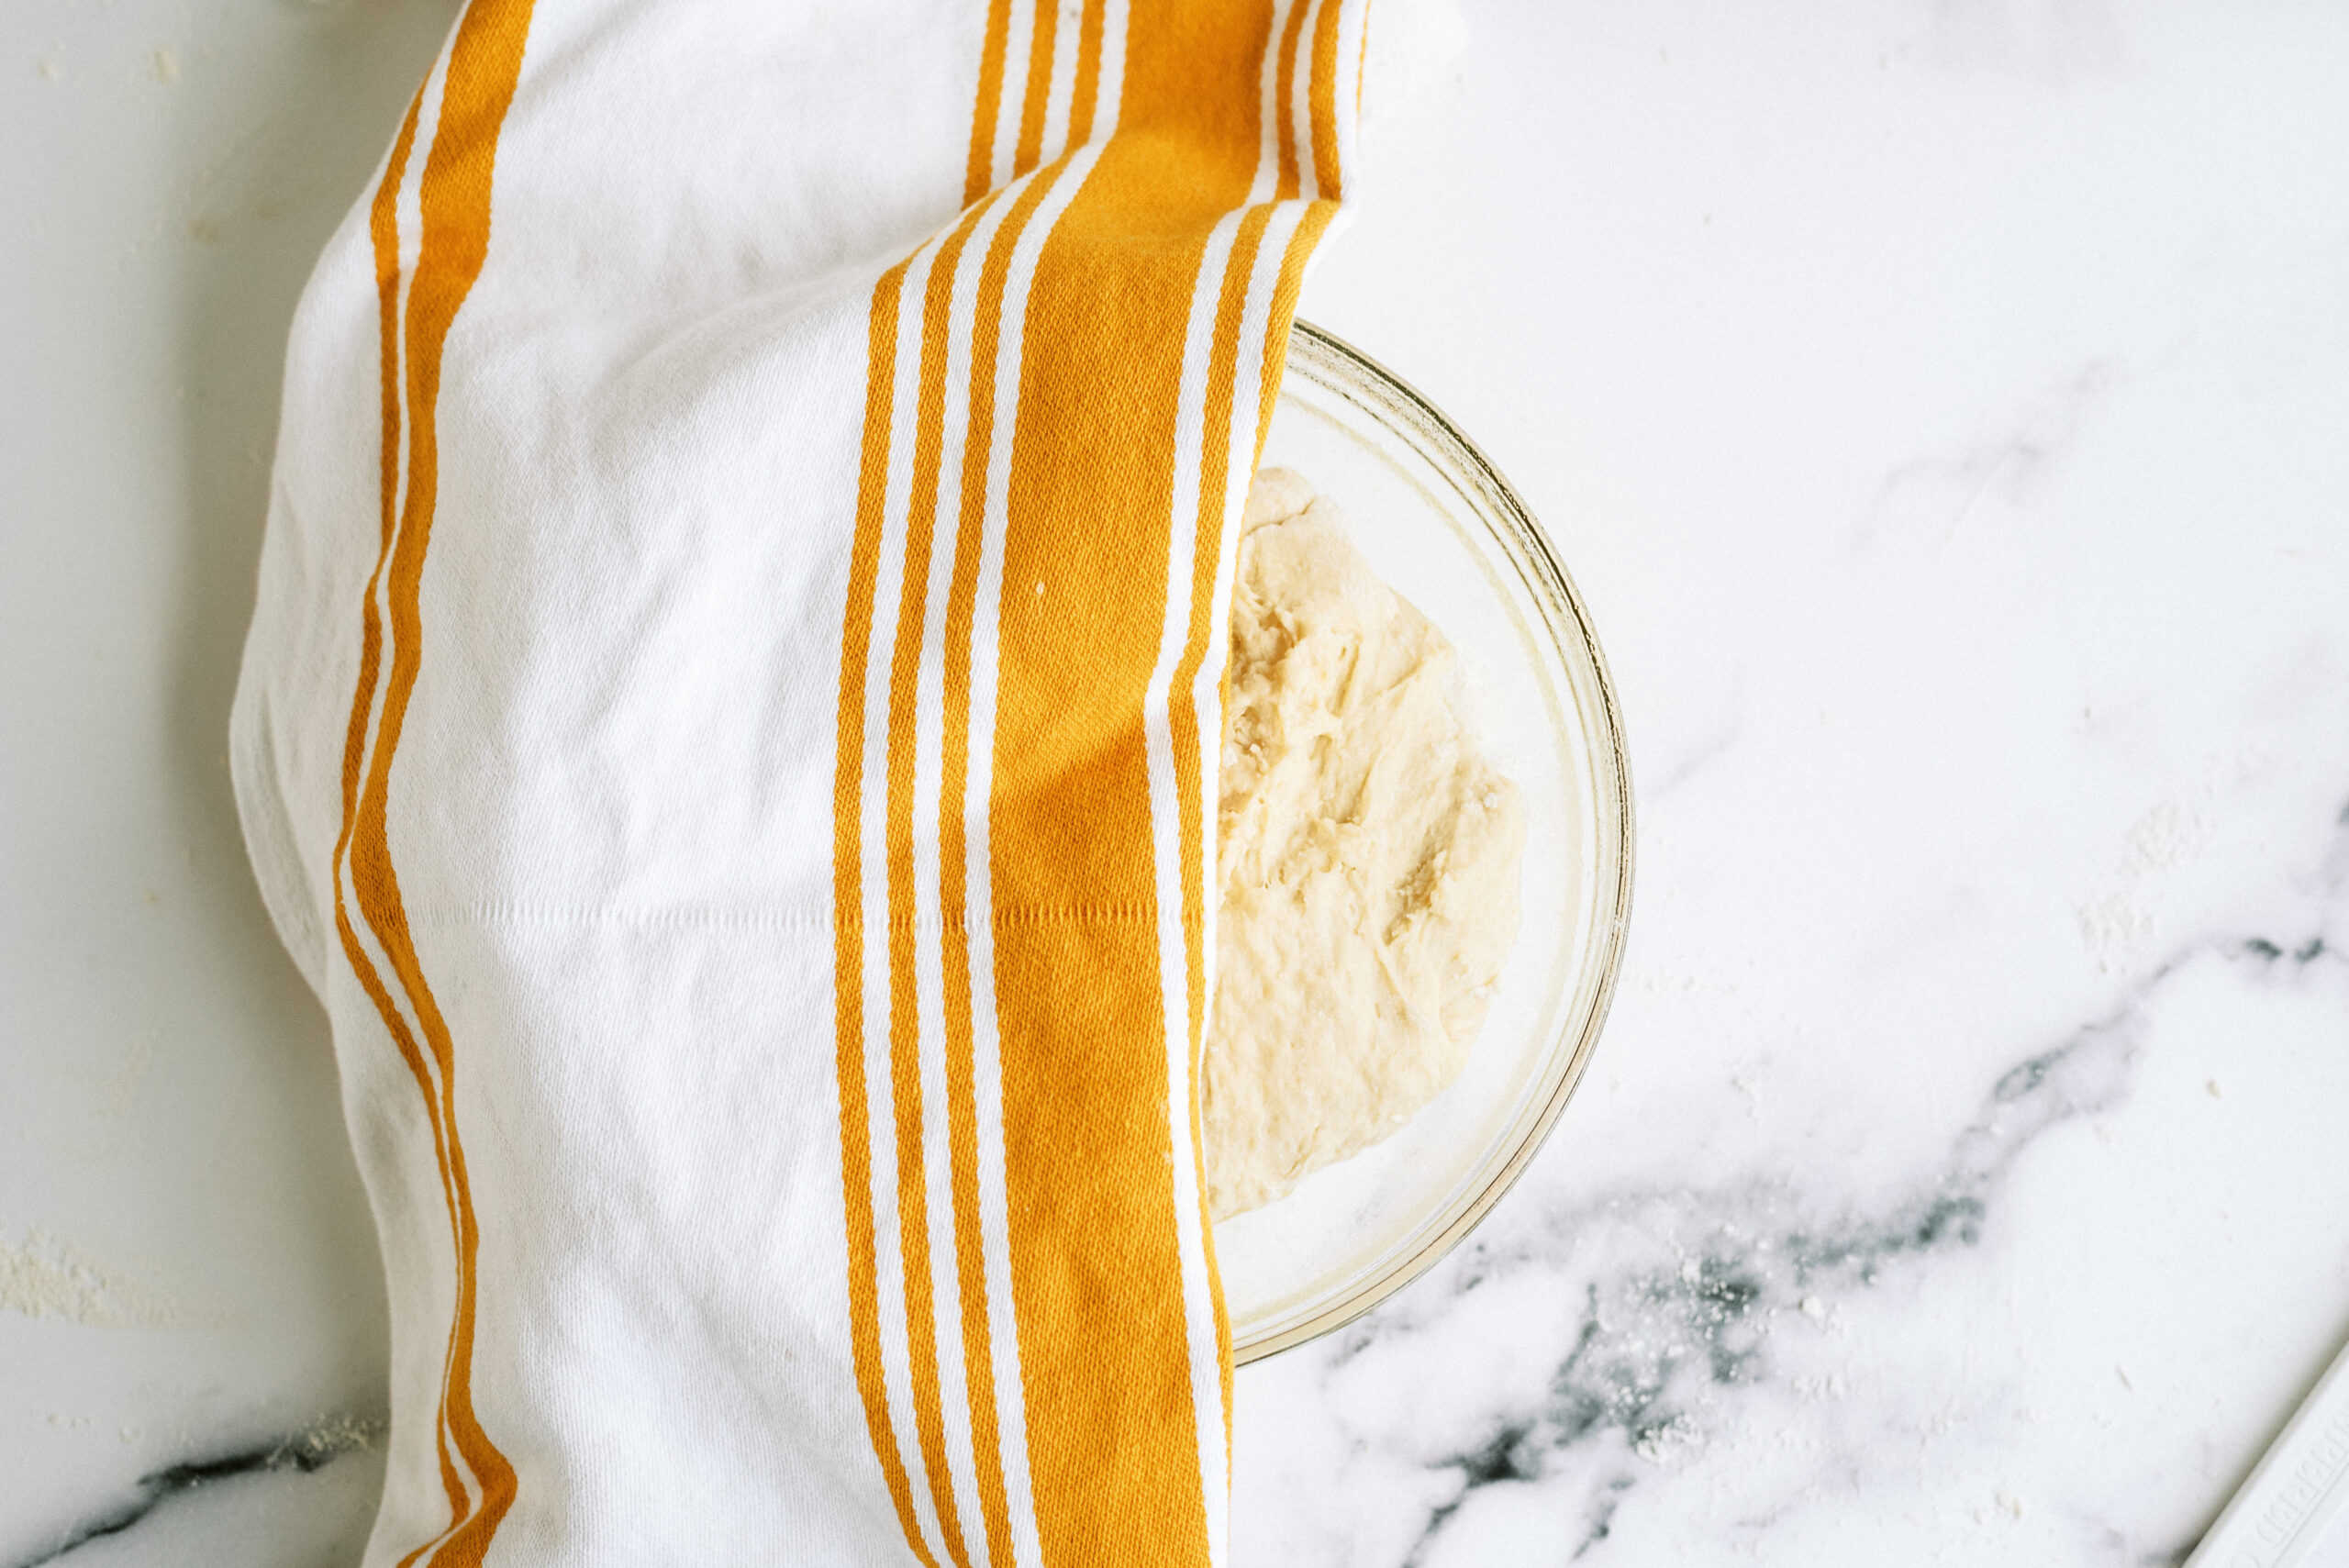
[1218,320,1635,1362]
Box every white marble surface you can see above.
[6,1,2349,1563]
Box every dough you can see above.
[1202,468,1526,1219]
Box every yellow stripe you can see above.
[1065,0,1108,150]
[335,2,536,1564]
[1308,0,1345,198]
[841,14,1094,1555]
[1011,0,1060,176]
[885,183,1016,1568]
[341,83,471,1536]
[1273,0,1310,200]
[1163,0,1351,1496]
[1174,199,1276,1483]
[964,0,1016,206]
[989,4,1277,1562]
[1249,202,1337,473]
[379,5,536,1559]
[832,260,942,1568]
[1355,0,1369,114]
[938,159,1070,1568]
[829,5,1361,1562]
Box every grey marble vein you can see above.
[6,1417,381,1568]
[1854,359,2124,545]
[1347,904,2346,1564]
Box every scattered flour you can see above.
[0,1229,180,1328]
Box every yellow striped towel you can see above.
[228,0,1367,1562]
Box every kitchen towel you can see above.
[228,0,1365,1562]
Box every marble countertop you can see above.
[7,1,2348,1563]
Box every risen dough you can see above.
[1201,468,1526,1219]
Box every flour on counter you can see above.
[0,1229,178,1328]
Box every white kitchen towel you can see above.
[228,0,1365,1562]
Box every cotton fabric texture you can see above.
[228,0,1366,1563]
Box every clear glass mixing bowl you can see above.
[1219,321,1635,1362]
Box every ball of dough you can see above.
[1202,468,1526,1219]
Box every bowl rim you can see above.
[1228,319,1638,1363]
